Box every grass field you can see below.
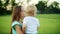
[0,14,60,34]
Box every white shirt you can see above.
[23,16,40,33]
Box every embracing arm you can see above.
[22,25,27,34]
[15,25,23,34]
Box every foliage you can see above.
[0,0,60,16]
[36,1,47,13]
[36,1,60,14]
[0,0,11,15]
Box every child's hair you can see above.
[26,5,37,16]
[10,6,22,34]
[12,6,22,22]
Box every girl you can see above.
[22,5,40,34]
[10,6,25,34]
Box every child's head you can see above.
[26,5,37,16]
[12,6,25,22]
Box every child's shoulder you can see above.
[24,16,32,20]
[34,17,39,21]
[24,17,29,20]
[24,16,38,20]
[12,21,20,26]
[12,21,19,23]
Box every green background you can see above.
[0,14,60,34]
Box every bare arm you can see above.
[15,25,23,34]
[22,25,27,33]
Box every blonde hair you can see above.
[26,5,37,16]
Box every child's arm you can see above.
[22,18,28,33]
[22,24,27,33]
[15,25,23,34]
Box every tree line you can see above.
[0,0,60,15]
[36,1,60,14]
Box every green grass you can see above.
[0,14,60,34]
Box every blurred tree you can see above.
[49,1,60,14]
[4,0,9,9]
[0,0,10,15]
[11,0,17,6]
[11,0,17,11]
[36,1,47,14]
[0,0,3,7]
[36,1,60,14]
[0,0,60,15]
[0,0,16,15]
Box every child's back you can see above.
[23,5,40,34]
[23,16,40,34]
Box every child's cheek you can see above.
[21,13,25,18]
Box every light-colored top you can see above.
[12,21,22,34]
[23,16,40,34]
